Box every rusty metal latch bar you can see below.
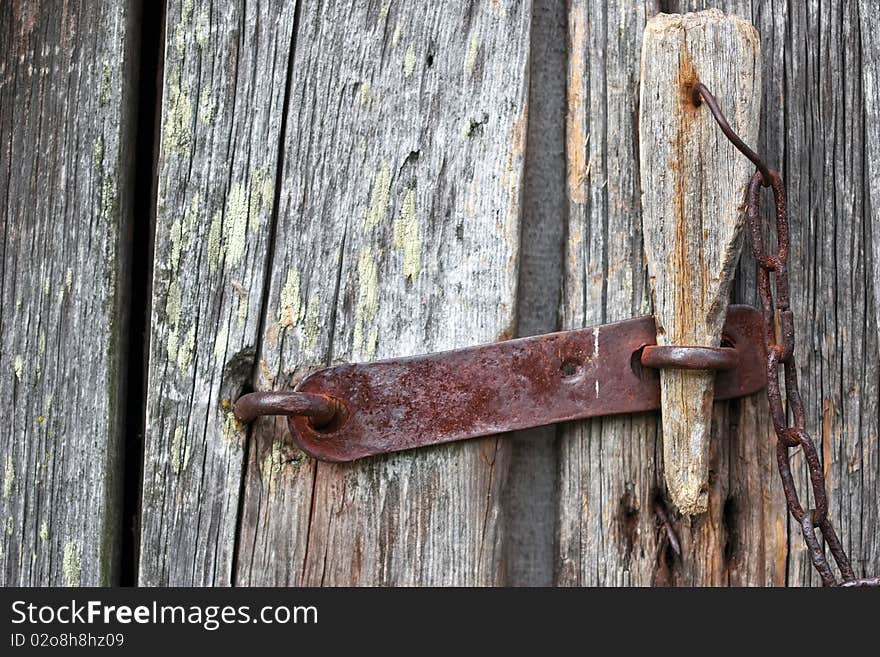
[234,305,766,462]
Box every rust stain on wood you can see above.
[670,46,701,340]
[566,10,587,203]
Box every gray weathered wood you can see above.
[559,0,784,586]
[233,0,531,586]
[0,1,138,585]
[705,0,879,588]
[139,0,298,585]
[142,0,532,586]
[862,0,880,347]
[639,10,761,515]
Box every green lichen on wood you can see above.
[93,136,104,169]
[209,176,269,269]
[353,247,380,358]
[198,88,216,124]
[165,281,182,328]
[195,11,210,48]
[13,355,23,382]
[213,325,229,360]
[365,161,392,229]
[465,36,479,76]
[279,269,302,329]
[392,21,403,48]
[403,45,417,78]
[169,219,183,269]
[234,284,248,327]
[393,187,421,281]
[248,168,275,231]
[261,440,283,496]
[174,0,194,55]
[359,82,372,107]
[2,456,13,498]
[165,281,182,361]
[171,425,191,475]
[100,178,118,223]
[170,195,196,270]
[208,209,223,269]
[222,405,243,450]
[177,325,196,370]
[99,63,111,106]
[163,79,193,158]
[225,184,249,266]
[62,541,81,586]
[39,522,48,542]
[303,295,322,351]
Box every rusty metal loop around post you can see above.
[640,345,737,371]
[234,391,338,427]
[691,82,772,186]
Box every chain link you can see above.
[692,83,878,587]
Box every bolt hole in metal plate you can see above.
[289,305,766,462]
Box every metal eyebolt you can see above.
[233,391,339,428]
[640,345,738,371]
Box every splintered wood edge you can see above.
[640,10,761,514]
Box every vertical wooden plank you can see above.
[559,0,660,586]
[867,0,880,343]
[0,1,138,585]
[235,0,531,586]
[139,0,297,585]
[559,0,784,586]
[861,6,880,578]
[775,0,879,585]
[504,0,568,587]
[860,0,880,581]
[710,0,878,586]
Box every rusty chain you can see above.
[691,82,878,587]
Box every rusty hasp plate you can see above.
[283,305,766,461]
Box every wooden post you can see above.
[0,2,137,585]
[639,10,761,514]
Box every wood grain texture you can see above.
[559,0,783,586]
[139,0,297,585]
[560,0,878,586]
[234,0,531,586]
[639,10,760,515]
[772,0,879,585]
[694,0,878,588]
[0,1,138,585]
[559,0,660,586]
[861,0,880,355]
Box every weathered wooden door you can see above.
[1,0,878,586]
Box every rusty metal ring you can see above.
[640,345,738,371]
[234,391,338,427]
